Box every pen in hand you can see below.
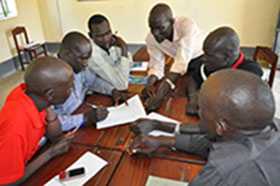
[85,102,98,109]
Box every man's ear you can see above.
[216,119,228,136]
[45,88,55,102]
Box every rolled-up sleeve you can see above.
[170,19,204,75]
[146,34,165,79]
[175,133,211,158]
[58,114,84,131]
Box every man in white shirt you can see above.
[143,3,206,112]
[87,14,132,90]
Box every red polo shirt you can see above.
[0,83,46,184]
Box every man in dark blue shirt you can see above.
[130,69,280,186]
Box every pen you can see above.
[85,102,97,109]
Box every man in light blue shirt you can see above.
[55,31,127,131]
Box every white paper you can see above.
[146,175,188,186]
[97,95,146,129]
[145,112,180,137]
[46,151,107,186]
[131,61,149,71]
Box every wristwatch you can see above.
[165,78,176,90]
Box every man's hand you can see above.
[130,119,161,135]
[49,132,74,158]
[45,107,62,142]
[145,80,170,112]
[85,107,109,126]
[141,75,158,100]
[112,35,128,57]
[112,89,129,106]
[129,135,176,156]
[129,136,162,156]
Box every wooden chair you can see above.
[253,46,278,88]
[132,46,150,61]
[12,26,48,70]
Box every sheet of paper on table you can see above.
[145,175,189,186]
[46,151,107,186]
[97,95,146,129]
[131,61,149,71]
[146,112,180,137]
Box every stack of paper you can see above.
[131,61,149,71]
[46,151,107,186]
[97,95,146,129]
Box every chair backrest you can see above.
[133,46,150,61]
[12,26,30,52]
[253,46,278,88]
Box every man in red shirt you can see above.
[0,56,74,185]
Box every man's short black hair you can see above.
[88,14,109,31]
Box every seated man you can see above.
[55,31,127,131]
[0,57,74,184]
[186,26,263,115]
[130,69,280,186]
[87,14,132,90]
[143,3,206,110]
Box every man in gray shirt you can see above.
[130,69,280,186]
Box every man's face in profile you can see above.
[89,21,113,50]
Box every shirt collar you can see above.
[231,52,245,69]
[12,83,46,129]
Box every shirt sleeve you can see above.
[170,19,201,75]
[175,132,211,159]
[0,135,25,184]
[190,161,224,186]
[84,69,114,95]
[58,114,84,132]
[146,34,166,79]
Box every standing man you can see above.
[143,3,206,110]
[87,14,132,90]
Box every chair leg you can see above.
[28,51,33,62]
[43,44,48,56]
[17,52,25,71]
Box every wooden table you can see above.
[23,53,204,186]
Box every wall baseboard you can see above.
[0,43,256,79]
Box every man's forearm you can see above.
[186,75,199,99]
[167,72,180,83]
[12,149,53,185]
[147,75,158,86]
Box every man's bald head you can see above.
[199,69,275,132]
[148,3,174,43]
[24,56,73,104]
[149,3,173,22]
[59,32,92,73]
[60,31,91,54]
[202,27,240,72]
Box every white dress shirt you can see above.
[146,17,207,79]
[88,40,132,90]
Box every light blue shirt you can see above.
[54,68,114,131]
